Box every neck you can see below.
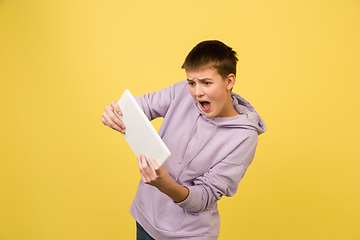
[218,93,239,118]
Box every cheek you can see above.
[207,88,223,100]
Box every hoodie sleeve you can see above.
[134,81,186,121]
[176,132,258,213]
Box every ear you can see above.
[226,73,236,91]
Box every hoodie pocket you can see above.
[176,210,213,235]
[152,190,186,232]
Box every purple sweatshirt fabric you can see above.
[130,80,266,240]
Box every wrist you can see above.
[157,177,189,203]
[156,174,175,193]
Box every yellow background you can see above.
[1,0,359,239]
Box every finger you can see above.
[111,101,122,116]
[137,155,151,182]
[104,105,126,132]
[107,102,125,129]
[108,105,126,130]
[112,109,126,130]
[139,154,150,170]
[148,157,160,171]
[139,154,155,176]
[102,111,124,133]
[139,171,148,183]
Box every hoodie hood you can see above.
[193,92,266,135]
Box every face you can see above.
[186,68,237,118]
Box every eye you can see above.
[188,81,195,86]
[204,81,212,85]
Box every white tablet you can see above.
[115,89,171,167]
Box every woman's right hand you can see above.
[102,101,126,133]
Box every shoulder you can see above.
[144,80,189,101]
[226,127,258,147]
[167,80,192,101]
[212,127,259,162]
[172,80,189,93]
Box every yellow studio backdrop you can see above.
[0,0,359,239]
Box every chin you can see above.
[203,112,215,118]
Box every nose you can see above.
[195,85,204,97]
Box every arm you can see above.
[137,132,258,210]
[102,83,178,132]
[137,154,189,203]
[135,83,178,121]
[177,134,258,213]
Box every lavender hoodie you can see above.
[130,80,266,240]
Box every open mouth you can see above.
[199,100,211,112]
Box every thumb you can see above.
[149,157,160,170]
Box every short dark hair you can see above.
[181,40,238,78]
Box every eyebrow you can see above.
[187,78,212,81]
